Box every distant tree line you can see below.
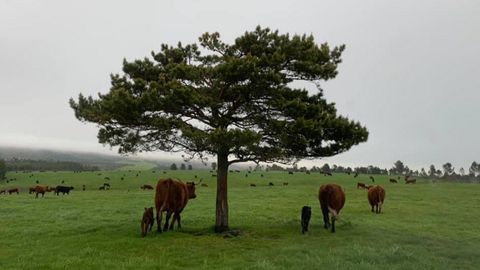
[4,158,100,172]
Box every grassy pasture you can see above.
[1,169,479,270]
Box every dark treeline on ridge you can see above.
[3,158,101,172]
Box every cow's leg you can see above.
[331,216,336,233]
[169,213,177,230]
[156,210,162,233]
[163,211,172,232]
[371,205,374,212]
[321,206,330,229]
[176,213,181,229]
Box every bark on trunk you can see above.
[215,150,229,233]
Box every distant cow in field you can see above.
[155,178,197,232]
[389,178,398,183]
[268,182,274,186]
[288,171,294,175]
[7,188,19,194]
[55,186,74,195]
[367,185,386,213]
[354,172,359,178]
[357,182,368,189]
[0,189,5,194]
[318,184,345,233]
[99,186,105,190]
[34,185,49,198]
[82,185,86,191]
[141,207,154,237]
[29,187,36,194]
[250,184,256,187]
[201,183,208,187]
[283,182,289,186]
[405,179,417,184]
[306,171,310,175]
[103,183,111,189]
[141,184,154,190]
[369,176,375,182]
[301,206,312,234]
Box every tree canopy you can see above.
[70,26,369,232]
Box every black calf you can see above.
[301,206,312,234]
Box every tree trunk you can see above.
[215,150,229,233]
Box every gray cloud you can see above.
[1,0,479,171]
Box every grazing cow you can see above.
[389,178,398,183]
[99,186,105,190]
[369,176,375,182]
[357,182,368,189]
[306,171,311,175]
[82,185,86,191]
[283,182,289,186]
[268,182,274,186]
[55,186,74,195]
[250,183,256,187]
[34,185,49,198]
[155,178,197,232]
[261,174,264,178]
[29,187,36,194]
[301,206,312,234]
[318,184,345,233]
[405,179,417,184]
[141,184,154,190]
[104,177,110,180]
[346,172,351,175]
[103,183,111,189]
[212,174,217,177]
[367,185,386,213]
[354,172,359,178]
[288,171,294,175]
[8,188,19,194]
[0,189,5,194]
[201,183,208,187]
[141,207,154,237]
[326,172,333,176]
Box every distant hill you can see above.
[0,146,251,171]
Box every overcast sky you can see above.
[1,0,479,170]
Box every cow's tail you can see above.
[377,190,383,211]
[328,206,338,220]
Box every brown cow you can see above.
[155,178,197,233]
[7,188,19,194]
[0,189,6,195]
[357,182,368,189]
[318,184,345,233]
[405,179,417,184]
[141,184,154,190]
[29,187,36,194]
[141,207,154,237]
[367,185,386,213]
[34,185,49,198]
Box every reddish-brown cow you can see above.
[34,185,50,198]
[357,182,368,189]
[155,178,197,233]
[141,207,154,237]
[318,184,345,233]
[7,188,19,194]
[367,185,386,213]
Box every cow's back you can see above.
[155,179,189,212]
[319,184,345,212]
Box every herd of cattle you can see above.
[0,170,420,237]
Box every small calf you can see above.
[250,184,256,187]
[301,206,312,234]
[201,183,208,187]
[283,182,289,186]
[268,182,274,186]
[389,178,397,183]
[141,207,154,237]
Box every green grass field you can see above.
[1,169,479,270]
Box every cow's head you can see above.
[186,182,197,199]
